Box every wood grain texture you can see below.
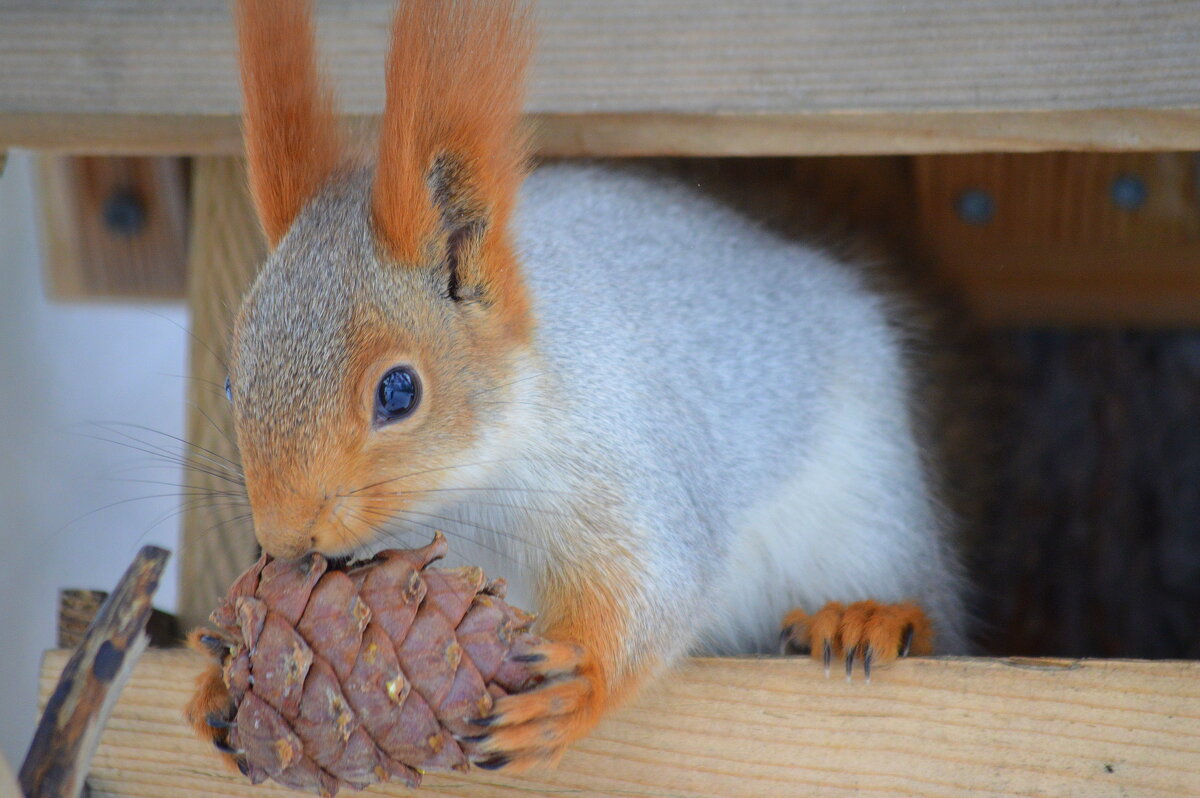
[39,649,1200,798]
[914,152,1200,325]
[4,1,1200,155]
[11,110,1200,158]
[36,155,189,300]
[57,590,108,650]
[177,157,263,631]
[22,546,170,798]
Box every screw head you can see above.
[954,188,995,225]
[102,189,146,236]
[1110,174,1147,211]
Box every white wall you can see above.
[0,153,188,766]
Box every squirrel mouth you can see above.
[322,554,354,571]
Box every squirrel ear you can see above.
[372,0,533,332]
[234,0,341,249]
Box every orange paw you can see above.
[183,629,246,775]
[780,600,932,681]
[460,640,602,772]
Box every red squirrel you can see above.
[188,0,966,772]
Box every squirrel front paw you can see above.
[183,630,246,774]
[461,640,603,772]
[780,600,932,681]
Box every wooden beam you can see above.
[11,110,1200,158]
[36,156,189,301]
[176,157,263,631]
[4,1,1200,156]
[39,649,1200,798]
[914,152,1200,325]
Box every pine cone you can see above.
[190,533,544,795]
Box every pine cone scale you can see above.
[295,571,370,682]
[257,556,326,626]
[350,554,424,644]
[249,613,313,718]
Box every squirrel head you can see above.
[228,0,535,560]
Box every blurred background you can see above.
[0,153,185,765]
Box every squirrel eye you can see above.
[375,367,420,424]
[224,376,233,404]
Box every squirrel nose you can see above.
[256,529,315,561]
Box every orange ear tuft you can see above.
[234,0,342,248]
[372,0,534,271]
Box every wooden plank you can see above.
[39,649,1200,798]
[4,1,1200,155]
[914,152,1200,325]
[11,110,1200,158]
[36,156,189,301]
[176,157,263,631]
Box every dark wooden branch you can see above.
[20,546,171,798]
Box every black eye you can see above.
[375,367,420,423]
[224,376,233,404]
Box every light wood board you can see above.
[4,1,1200,155]
[39,648,1200,798]
[36,155,189,301]
[177,157,263,631]
[914,152,1200,325]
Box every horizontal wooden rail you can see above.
[4,1,1200,155]
[39,649,1200,797]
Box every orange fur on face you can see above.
[235,0,341,248]
[231,0,538,550]
[372,0,534,339]
[232,277,516,560]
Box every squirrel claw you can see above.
[781,600,933,681]
[464,640,602,771]
[457,733,490,745]
[184,635,242,774]
[212,738,243,756]
[901,625,915,658]
[778,625,811,656]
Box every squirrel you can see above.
[188,0,966,773]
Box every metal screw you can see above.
[102,189,146,236]
[954,188,995,225]
[1110,174,1147,211]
